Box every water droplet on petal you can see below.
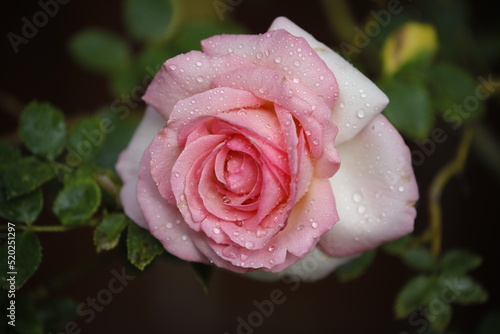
[398,185,405,192]
[352,192,363,203]
[245,241,255,249]
[358,205,366,214]
[166,222,172,229]
[196,76,204,83]
[168,64,177,70]
[213,227,221,234]
[274,56,282,63]
[311,221,319,229]
[357,109,366,119]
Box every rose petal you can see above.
[320,114,419,256]
[269,17,389,144]
[116,107,166,228]
[245,248,356,282]
[273,177,338,260]
[143,51,255,119]
[213,66,334,165]
[201,29,338,108]
[136,150,207,263]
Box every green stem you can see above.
[427,126,475,258]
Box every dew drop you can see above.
[196,61,203,67]
[357,109,366,119]
[240,254,248,261]
[212,227,221,234]
[398,185,405,192]
[256,52,263,59]
[274,56,282,63]
[256,229,267,237]
[181,235,188,241]
[196,76,204,83]
[166,222,173,229]
[311,221,319,229]
[245,241,255,249]
[174,172,180,178]
[168,64,177,70]
[268,246,275,252]
[293,60,300,67]
[358,205,366,214]
[352,192,363,203]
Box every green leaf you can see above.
[127,222,164,270]
[94,213,128,253]
[63,162,97,185]
[172,20,248,52]
[18,101,66,160]
[0,141,22,166]
[69,28,131,73]
[336,249,376,282]
[441,249,482,274]
[53,179,101,227]
[438,275,488,305]
[395,275,436,318]
[402,247,436,272]
[89,110,141,169]
[109,64,142,96]
[67,118,106,162]
[382,235,412,256]
[0,188,43,224]
[381,79,434,139]
[427,301,452,333]
[429,63,484,121]
[0,231,42,290]
[16,296,43,334]
[190,262,213,295]
[1,157,56,199]
[124,0,173,41]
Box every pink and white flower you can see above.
[116,17,418,281]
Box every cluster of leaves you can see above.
[378,21,484,140]
[0,102,164,296]
[68,0,247,97]
[334,236,489,333]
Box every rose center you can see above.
[225,151,258,195]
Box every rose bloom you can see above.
[116,17,418,281]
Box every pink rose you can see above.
[116,17,418,280]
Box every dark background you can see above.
[1,0,499,333]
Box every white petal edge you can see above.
[320,114,419,256]
[268,17,389,145]
[245,248,356,282]
[116,107,166,229]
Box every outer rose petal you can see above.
[143,51,255,119]
[202,29,338,108]
[137,149,208,263]
[269,17,389,144]
[116,107,166,228]
[320,114,419,256]
[246,248,356,282]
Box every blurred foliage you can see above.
[1,0,499,332]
